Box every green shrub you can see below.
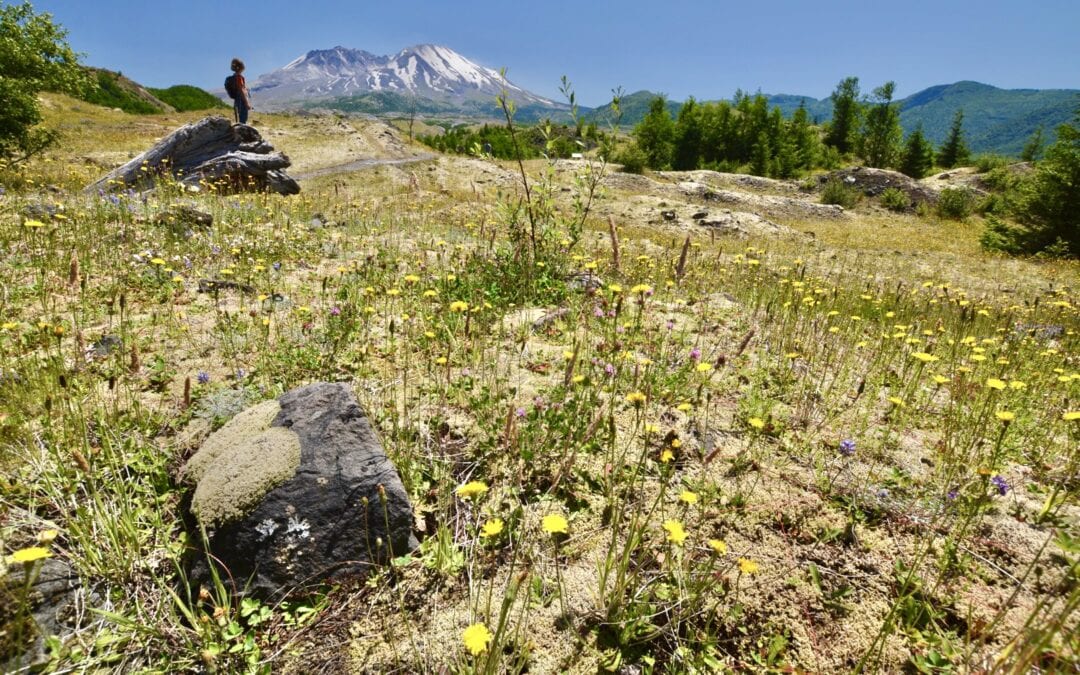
[974,154,1009,173]
[935,187,975,220]
[615,143,647,174]
[880,187,910,212]
[820,179,860,209]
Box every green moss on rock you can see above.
[182,401,302,528]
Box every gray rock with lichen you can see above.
[180,382,417,599]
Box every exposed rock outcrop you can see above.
[180,382,417,599]
[87,116,300,195]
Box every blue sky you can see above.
[25,0,1080,106]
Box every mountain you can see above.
[895,81,1078,156]
[591,82,1078,157]
[247,44,565,118]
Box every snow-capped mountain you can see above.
[247,44,558,111]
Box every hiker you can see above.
[226,58,252,124]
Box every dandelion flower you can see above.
[542,514,568,535]
[1062,411,1080,422]
[676,402,693,412]
[708,539,727,555]
[748,417,765,430]
[8,547,52,564]
[462,623,493,656]
[695,362,713,373]
[455,481,488,500]
[449,301,469,313]
[912,352,938,363]
[663,519,688,545]
[985,378,1006,391]
[738,558,760,574]
[626,391,647,405]
[888,397,905,407]
[660,449,675,463]
[678,490,699,505]
[995,411,1015,423]
[481,519,504,538]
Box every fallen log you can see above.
[86,116,300,195]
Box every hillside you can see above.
[79,67,174,114]
[147,84,229,112]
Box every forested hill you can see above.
[591,81,1078,156]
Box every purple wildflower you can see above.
[196,371,210,385]
[515,407,526,418]
[990,475,1010,496]
[839,439,856,456]
[329,306,341,316]
[690,348,701,361]
[604,363,615,377]
[946,489,958,501]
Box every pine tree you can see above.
[750,131,771,177]
[936,109,970,168]
[900,125,934,179]
[824,77,861,155]
[860,81,903,168]
[672,97,702,170]
[633,96,675,170]
[791,102,820,170]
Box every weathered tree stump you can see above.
[86,116,300,195]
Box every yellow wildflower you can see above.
[738,558,760,574]
[542,514,568,535]
[455,481,488,500]
[708,539,727,555]
[462,623,493,656]
[663,519,688,545]
[480,519,504,538]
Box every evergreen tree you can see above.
[936,109,970,168]
[1017,111,1080,255]
[860,81,903,168]
[672,97,702,170]
[633,95,675,170]
[900,125,934,179]
[750,131,771,177]
[1021,126,1045,162]
[791,102,820,170]
[824,77,861,155]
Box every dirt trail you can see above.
[293,152,436,180]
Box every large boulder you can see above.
[180,382,417,598]
[86,116,300,195]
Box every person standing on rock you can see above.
[228,58,253,125]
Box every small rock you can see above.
[691,211,708,220]
[660,210,677,221]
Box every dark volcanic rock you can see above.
[2,558,88,672]
[87,116,300,196]
[181,382,417,599]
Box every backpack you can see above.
[224,74,238,100]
